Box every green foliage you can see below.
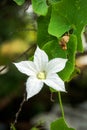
[36,0,87,81]
[37,8,53,47]
[51,117,75,130]
[32,0,48,16]
[48,0,60,4]
[13,0,25,5]
[43,40,67,59]
[59,35,77,81]
[49,0,87,51]
[37,4,73,80]
[43,35,77,81]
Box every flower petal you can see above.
[26,77,43,99]
[44,73,66,92]
[46,58,67,74]
[14,61,37,76]
[34,46,49,71]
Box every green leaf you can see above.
[51,117,75,130]
[37,7,55,47]
[49,0,87,51]
[59,35,77,81]
[43,40,67,60]
[32,0,48,16]
[43,35,77,81]
[13,0,25,5]
[48,0,61,4]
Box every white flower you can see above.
[14,46,67,100]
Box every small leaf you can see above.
[51,117,75,130]
[13,0,25,5]
[32,0,48,16]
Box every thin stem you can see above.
[13,92,26,125]
[58,92,65,120]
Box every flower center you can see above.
[37,71,46,80]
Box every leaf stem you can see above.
[58,92,65,120]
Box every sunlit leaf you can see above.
[51,117,75,130]
[49,0,87,51]
[43,40,67,59]
[48,0,61,4]
[32,0,48,16]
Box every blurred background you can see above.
[0,0,87,130]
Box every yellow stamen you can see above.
[37,71,46,80]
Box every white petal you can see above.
[14,61,37,76]
[34,46,49,71]
[26,77,43,99]
[44,73,66,92]
[46,58,67,74]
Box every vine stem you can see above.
[58,92,65,120]
[13,92,26,125]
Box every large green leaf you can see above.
[48,0,87,51]
[51,117,75,130]
[32,0,48,16]
[13,0,25,5]
[43,35,77,81]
